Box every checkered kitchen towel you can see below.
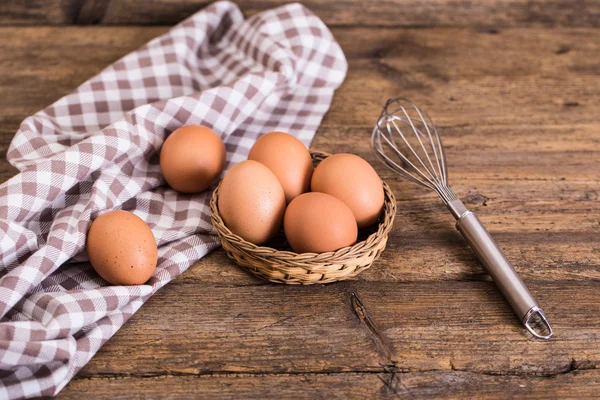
[0,2,347,397]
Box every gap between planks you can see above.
[72,361,596,380]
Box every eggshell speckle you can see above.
[311,153,384,228]
[284,192,358,254]
[160,125,226,193]
[87,210,158,285]
[248,132,313,203]
[218,160,286,245]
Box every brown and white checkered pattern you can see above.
[0,2,347,397]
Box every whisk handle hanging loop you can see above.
[447,199,553,339]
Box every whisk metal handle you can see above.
[448,199,553,340]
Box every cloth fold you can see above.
[0,2,347,397]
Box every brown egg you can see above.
[160,125,226,193]
[284,192,358,254]
[311,153,384,228]
[87,210,158,285]
[218,160,286,245]
[248,131,313,203]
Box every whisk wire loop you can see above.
[378,119,437,189]
[396,106,440,184]
[412,104,447,185]
[372,120,438,194]
[372,98,456,204]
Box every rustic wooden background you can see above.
[2,0,600,398]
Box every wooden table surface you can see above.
[2,1,600,398]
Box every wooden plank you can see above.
[61,373,386,399]
[324,28,600,128]
[58,369,600,399]
[2,0,600,28]
[1,27,599,126]
[74,281,600,377]
[1,26,598,129]
[315,125,600,181]
[182,230,600,285]
[0,0,69,25]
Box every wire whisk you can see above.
[372,98,552,340]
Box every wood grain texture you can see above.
[58,370,600,399]
[2,0,600,28]
[1,20,599,399]
[74,281,600,377]
[1,26,599,128]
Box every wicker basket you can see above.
[210,151,396,284]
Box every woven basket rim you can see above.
[210,150,396,262]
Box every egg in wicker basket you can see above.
[209,151,396,284]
